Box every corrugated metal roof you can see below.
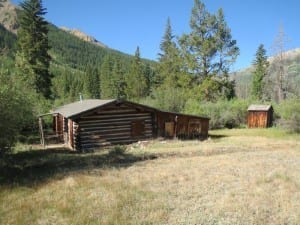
[248,104,272,111]
[52,99,116,118]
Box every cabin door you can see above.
[165,122,175,138]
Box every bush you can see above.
[140,86,188,113]
[275,98,300,133]
[0,88,33,152]
[0,72,36,153]
[184,99,250,129]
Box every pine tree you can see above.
[215,8,239,76]
[15,0,52,98]
[111,58,126,99]
[84,65,100,99]
[179,0,238,83]
[143,63,156,94]
[157,18,184,88]
[251,44,269,100]
[179,0,217,81]
[159,18,174,58]
[125,47,147,100]
[154,18,191,111]
[100,55,114,98]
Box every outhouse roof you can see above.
[247,104,272,111]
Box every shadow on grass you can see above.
[0,147,157,187]
[208,134,228,140]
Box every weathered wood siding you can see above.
[156,112,209,139]
[247,111,272,128]
[53,114,64,135]
[75,104,154,151]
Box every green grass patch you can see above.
[210,127,300,139]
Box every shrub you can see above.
[275,98,300,133]
[0,72,37,153]
[184,99,250,129]
[140,87,188,113]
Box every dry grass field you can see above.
[0,128,299,225]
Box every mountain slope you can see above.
[60,27,108,48]
[0,0,107,48]
[0,0,148,64]
[0,0,156,70]
[233,48,300,99]
[0,0,18,34]
[47,23,134,70]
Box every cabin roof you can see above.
[247,104,272,111]
[52,99,116,118]
[50,99,210,120]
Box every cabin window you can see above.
[188,119,201,137]
[131,120,145,137]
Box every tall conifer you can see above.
[100,55,114,98]
[15,0,52,98]
[251,44,269,100]
[157,18,183,88]
[85,65,100,99]
[125,47,147,100]
[179,0,239,82]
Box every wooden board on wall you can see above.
[165,122,174,138]
[248,111,268,128]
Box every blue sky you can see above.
[11,0,300,71]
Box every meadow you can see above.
[0,128,299,225]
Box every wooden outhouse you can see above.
[45,99,209,151]
[247,105,273,128]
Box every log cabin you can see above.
[44,99,209,151]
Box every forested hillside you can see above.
[0,4,157,104]
[46,23,156,104]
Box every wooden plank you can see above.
[165,122,174,137]
[80,136,153,149]
[80,129,153,139]
[80,123,153,131]
[81,124,131,131]
[81,112,151,119]
[79,120,152,129]
[79,133,153,144]
[68,119,74,148]
[79,120,131,128]
[95,109,138,114]
[79,116,152,124]
[38,117,45,148]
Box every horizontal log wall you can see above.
[76,105,154,150]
